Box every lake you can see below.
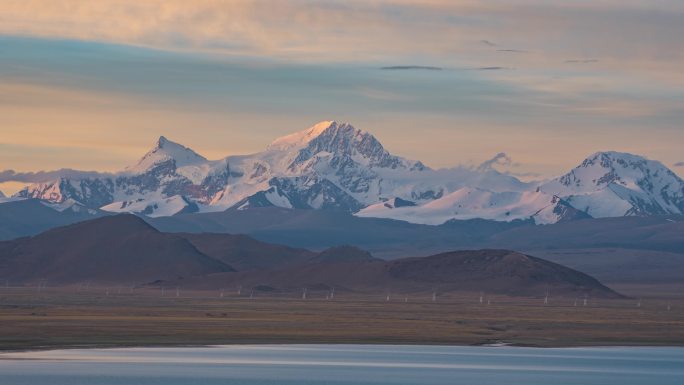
[1,345,683,385]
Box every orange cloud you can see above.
[0,0,681,73]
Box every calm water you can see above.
[1,345,683,385]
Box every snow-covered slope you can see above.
[42,198,100,215]
[101,195,197,217]
[357,188,587,225]
[541,151,684,217]
[12,122,684,224]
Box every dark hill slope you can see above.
[0,214,233,284]
[307,245,379,264]
[386,249,618,297]
[177,232,315,271]
[170,249,621,298]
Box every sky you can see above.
[1,0,683,194]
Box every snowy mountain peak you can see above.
[541,151,684,217]
[127,135,208,174]
[157,135,169,147]
[581,151,654,171]
[289,121,427,171]
[550,151,681,193]
[268,120,336,151]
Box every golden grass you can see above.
[0,287,682,351]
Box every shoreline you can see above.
[3,339,684,355]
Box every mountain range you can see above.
[9,121,684,225]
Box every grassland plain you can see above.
[0,286,682,352]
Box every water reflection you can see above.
[1,345,683,385]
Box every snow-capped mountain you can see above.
[208,121,435,211]
[126,135,208,174]
[356,187,590,225]
[17,135,231,216]
[16,121,444,216]
[11,121,684,224]
[360,151,684,224]
[540,151,684,218]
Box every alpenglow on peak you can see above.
[127,135,208,174]
[267,121,338,151]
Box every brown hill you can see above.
[168,249,622,298]
[0,215,621,298]
[177,232,315,271]
[307,245,379,264]
[0,214,233,284]
[146,208,684,286]
[385,250,618,297]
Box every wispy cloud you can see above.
[565,59,599,63]
[380,66,442,71]
[477,152,512,172]
[0,0,682,73]
[674,162,684,167]
[1,1,683,177]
